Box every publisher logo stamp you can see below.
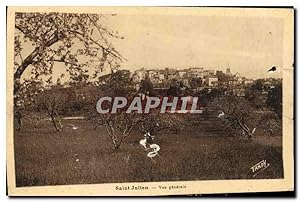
[250,160,270,177]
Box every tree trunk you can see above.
[114,141,121,150]
[54,109,63,130]
[241,127,256,139]
[13,32,59,94]
[104,121,119,149]
[16,115,22,131]
[45,108,62,132]
[50,114,61,132]
[246,130,253,139]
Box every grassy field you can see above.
[14,119,283,187]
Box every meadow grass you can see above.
[14,119,283,187]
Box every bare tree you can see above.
[34,86,68,132]
[208,96,264,139]
[102,113,140,150]
[86,70,138,149]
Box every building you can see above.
[228,78,238,86]
[234,73,243,84]
[132,68,146,83]
[147,70,156,78]
[189,67,204,72]
[130,67,255,90]
[205,76,218,87]
[243,79,254,85]
[228,73,243,86]
[203,70,214,77]
[178,70,187,78]
[146,69,166,84]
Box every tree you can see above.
[190,78,202,89]
[245,79,274,110]
[135,110,183,136]
[14,80,44,130]
[216,70,230,84]
[266,83,282,118]
[14,12,124,93]
[102,112,139,150]
[100,70,134,97]
[208,96,264,139]
[167,79,182,96]
[139,78,154,96]
[14,12,124,130]
[260,112,282,136]
[87,70,137,150]
[35,86,68,132]
[250,79,264,92]
[198,88,223,106]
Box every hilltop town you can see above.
[131,67,251,87]
[41,66,281,99]
[112,67,281,97]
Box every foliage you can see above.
[250,79,264,92]
[34,86,69,131]
[14,80,44,130]
[208,95,267,138]
[135,110,184,136]
[167,79,182,96]
[14,12,124,131]
[216,70,230,83]
[266,83,282,118]
[14,12,124,91]
[100,70,134,97]
[14,12,124,130]
[139,78,154,96]
[190,78,202,89]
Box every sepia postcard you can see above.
[6,6,294,196]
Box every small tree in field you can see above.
[14,80,44,130]
[87,70,138,150]
[34,86,68,132]
[208,95,268,139]
[88,70,185,150]
[101,112,140,150]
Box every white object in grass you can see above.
[69,124,79,130]
[217,111,225,118]
[139,138,147,148]
[146,143,160,158]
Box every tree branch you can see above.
[70,30,126,61]
[14,33,60,93]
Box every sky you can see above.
[106,14,284,79]
[19,10,284,81]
